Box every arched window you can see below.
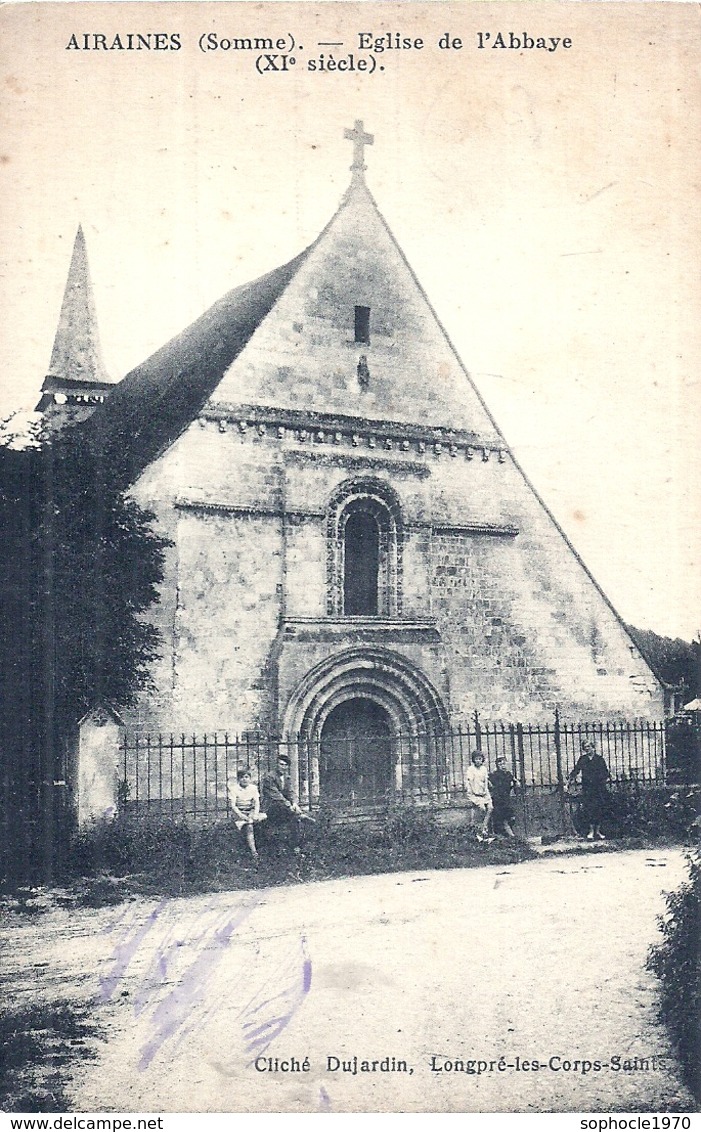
[344,507,380,615]
[327,479,403,617]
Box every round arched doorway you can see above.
[320,698,393,805]
[281,647,449,809]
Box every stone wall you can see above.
[123,176,663,735]
[127,416,663,735]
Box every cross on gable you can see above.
[344,120,374,176]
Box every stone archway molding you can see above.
[281,646,448,741]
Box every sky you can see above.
[0,1,699,640]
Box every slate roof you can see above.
[82,244,313,486]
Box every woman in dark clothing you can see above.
[568,739,610,840]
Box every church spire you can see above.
[344,119,374,183]
[45,225,110,386]
[36,225,116,422]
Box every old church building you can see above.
[39,122,664,809]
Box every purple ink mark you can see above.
[132,949,170,1017]
[319,1085,332,1112]
[100,901,167,1001]
[137,899,259,1070]
[100,895,311,1074]
[130,903,228,1019]
[240,936,312,1061]
[145,900,264,1064]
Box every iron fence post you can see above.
[554,708,573,836]
[516,722,529,838]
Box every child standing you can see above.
[466,750,493,842]
[489,755,517,837]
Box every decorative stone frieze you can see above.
[200,402,508,463]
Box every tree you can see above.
[0,424,170,883]
[626,624,701,705]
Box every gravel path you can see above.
[2,848,695,1112]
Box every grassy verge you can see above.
[0,1001,101,1112]
[55,808,534,905]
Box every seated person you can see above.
[228,766,267,863]
[260,755,314,849]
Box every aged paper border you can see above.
[1,0,699,1117]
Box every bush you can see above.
[646,850,701,1102]
[666,719,701,785]
[606,784,701,842]
[63,809,533,901]
[68,816,194,880]
[66,816,255,897]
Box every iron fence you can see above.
[118,713,675,835]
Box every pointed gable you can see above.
[83,152,505,486]
[209,178,501,440]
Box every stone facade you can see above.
[119,173,663,741]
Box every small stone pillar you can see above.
[76,704,125,826]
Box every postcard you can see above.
[0,1,699,1117]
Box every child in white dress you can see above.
[465,750,494,842]
[228,767,267,862]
